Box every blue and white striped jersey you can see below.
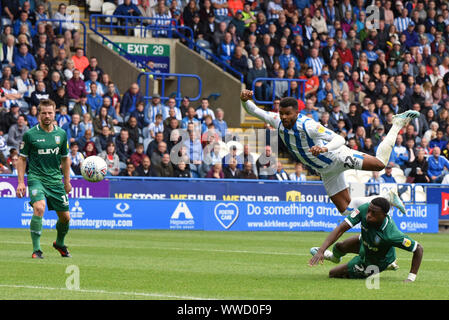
[242,100,340,172]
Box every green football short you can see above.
[347,255,389,279]
[28,179,69,212]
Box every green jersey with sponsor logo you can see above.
[19,124,69,185]
[344,203,418,267]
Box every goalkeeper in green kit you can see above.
[16,99,72,259]
[309,198,423,282]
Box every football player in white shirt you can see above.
[240,89,419,216]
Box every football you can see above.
[80,156,108,183]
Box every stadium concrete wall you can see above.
[87,34,243,127]
[87,34,154,98]
[174,43,244,128]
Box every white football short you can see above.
[319,146,365,197]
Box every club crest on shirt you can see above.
[55,136,61,144]
[374,235,381,245]
[402,238,412,248]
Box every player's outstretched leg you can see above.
[375,110,420,167]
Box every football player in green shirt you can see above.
[309,197,423,282]
[16,99,73,259]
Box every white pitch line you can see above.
[0,284,215,300]
[2,240,448,262]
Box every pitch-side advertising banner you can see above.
[0,176,109,198]
[0,198,438,233]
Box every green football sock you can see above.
[55,220,70,247]
[332,245,346,260]
[30,215,43,252]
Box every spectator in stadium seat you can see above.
[256,145,276,180]
[64,112,84,144]
[72,94,93,120]
[115,128,135,163]
[66,69,86,106]
[146,131,164,158]
[154,153,174,177]
[306,48,325,76]
[129,143,146,168]
[83,56,104,81]
[69,142,83,175]
[7,114,28,149]
[223,156,241,179]
[120,83,144,116]
[162,98,182,121]
[218,32,235,63]
[50,35,70,60]
[230,46,249,78]
[100,96,119,125]
[196,97,215,122]
[93,106,115,136]
[150,140,167,168]
[13,10,35,37]
[212,108,227,139]
[181,106,200,130]
[130,101,148,130]
[119,161,138,177]
[99,142,120,176]
[430,129,448,150]
[13,43,37,74]
[380,164,397,183]
[86,83,103,114]
[247,57,270,102]
[144,94,165,125]
[125,115,140,146]
[428,146,449,183]
[300,99,319,122]
[173,160,192,178]
[407,149,430,183]
[104,82,121,117]
[289,162,307,181]
[211,0,231,24]
[235,159,255,180]
[206,162,224,179]
[279,45,301,72]
[274,161,289,181]
[95,125,114,154]
[82,141,98,158]
[30,81,49,107]
[70,47,89,75]
[365,171,385,196]
[184,128,202,177]
[136,155,158,177]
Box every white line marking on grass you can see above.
[0,284,214,300]
[2,241,448,262]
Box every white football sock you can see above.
[375,123,403,166]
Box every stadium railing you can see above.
[251,78,307,105]
[37,19,88,53]
[89,14,178,37]
[137,72,202,107]
[88,14,244,83]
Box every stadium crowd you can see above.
[2,0,449,183]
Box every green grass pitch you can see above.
[0,229,448,300]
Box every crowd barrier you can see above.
[1,197,438,233]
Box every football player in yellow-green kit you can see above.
[309,197,423,282]
[16,99,72,259]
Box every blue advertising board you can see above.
[0,198,438,233]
